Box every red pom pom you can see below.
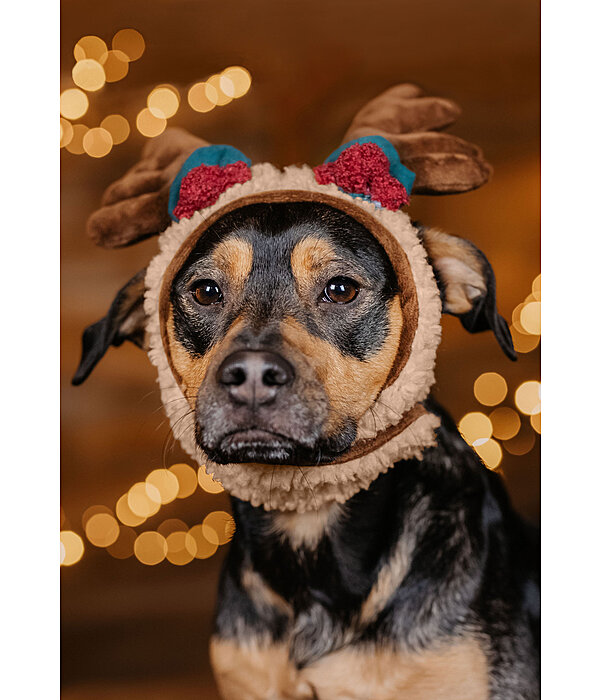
[314,143,409,210]
[173,161,252,219]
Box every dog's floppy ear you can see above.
[72,268,148,385]
[420,227,517,360]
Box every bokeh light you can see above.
[504,427,536,455]
[532,274,541,301]
[60,118,73,148]
[458,412,493,446]
[473,372,507,406]
[116,493,146,527]
[146,468,179,505]
[206,74,232,106]
[134,531,167,565]
[60,88,89,120]
[112,28,145,61]
[107,526,136,559]
[490,407,521,440]
[83,127,113,158]
[166,531,197,565]
[520,301,541,335]
[65,124,89,155]
[511,303,527,334]
[474,438,502,469]
[136,108,167,137]
[60,531,85,566]
[72,59,106,92]
[198,465,224,494]
[128,482,161,518]
[515,381,541,415]
[101,49,129,82]
[188,524,219,559]
[203,511,235,545]
[81,504,112,528]
[157,519,188,537]
[188,83,216,113]
[100,114,130,145]
[530,412,541,435]
[85,513,120,547]
[73,35,108,63]
[148,85,180,119]
[169,463,197,499]
[510,325,540,353]
[221,66,252,98]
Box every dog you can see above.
[73,85,540,699]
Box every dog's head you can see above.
[72,84,515,509]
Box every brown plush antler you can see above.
[342,84,492,194]
[87,128,210,248]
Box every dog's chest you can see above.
[210,636,489,700]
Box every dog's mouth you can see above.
[205,428,299,465]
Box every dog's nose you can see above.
[217,350,294,406]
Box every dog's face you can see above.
[166,202,402,465]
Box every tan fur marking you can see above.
[242,568,294,617]
[301,639,489,700]
[210,637,489,700]
[290,237,339,296]
[280,302,402,431]
[422,228,486,315]
[271,502,344,550]
[210,639,314,700]
[212,237,253,292]
[165,310,243,404]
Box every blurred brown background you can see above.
[61,1,540,697]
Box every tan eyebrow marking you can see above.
[290,237,339,296]
[212,237,253,292]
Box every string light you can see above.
[65,124,88,154]
[60,118,73,148]
[473,372,507,406]
[60,88,89,120]
[520,301,541,335]
[72,59,106,92]
[136,107,166,137]
[145,468,179,505]
[83,127,113,158]
[458,412,493,446]
[73,36,108,63]
[134,531,167,565]
[101,50,129,83]
[515,381,541,416]
[203,511,235,545]
[198,465,224,494]
[188,82,216,113]
[490,407,521,441]
[169,463,197,499]
[474,438,502,469]
[112,28,145,61]
[60,531,84,566]
[85,512,120,547]
[188,524,219,559]
[100,114,130,145]
[147,85,180,119]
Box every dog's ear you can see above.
[420,227,517,360]
[72,268,148,385]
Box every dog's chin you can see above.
[200,428,350,466]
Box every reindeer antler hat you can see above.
[78,84,513,512]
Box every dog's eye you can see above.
[321,277,360,304]
[191,280,223,305]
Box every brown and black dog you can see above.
[74,199,539,699]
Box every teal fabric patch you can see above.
[169,145,252,221]
[324,135,416,195]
